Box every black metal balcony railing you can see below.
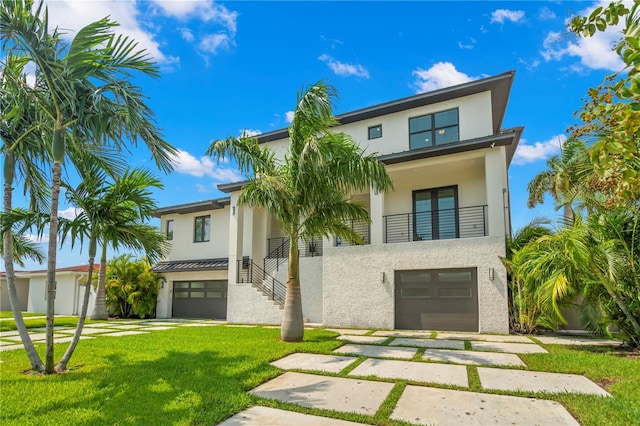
[384,205,487,243]
[335,219,370,247]
[266,237,323,261]
[237,259,285,306]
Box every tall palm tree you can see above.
[1,0,176,373]
[55,165,166,370]
[208,82,393,342]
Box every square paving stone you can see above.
[471,341,547,354]
[107,325,144,330]
[0,331,20,338]
[423,349,525,367]
[349,358,468,386]
[436,332,533,343]
[391,337,465,350]
[334,344,417,359]
[5,333,48,341]
[324,328,371,335]
[103,331,148,337]
[0,344,24,352]
[139,321,184,326]
[535,335,621,346]
[249,371,394,415]
[77,328,115,335]
[49,336,95,344]
[83,323,116,328]
[336,335,388,344]
[141,326,174,331]
[391,385,580,425]
[271,353,358,373]
[219,406,367,426]
[478,368,610,396]
[371,330,432,338]
[0,339,19,346]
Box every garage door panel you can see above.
[395,268,478,332]
[172,280,227,319]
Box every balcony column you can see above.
[228,191,244,284]
[370,188,385,245]
[484,148,507,237]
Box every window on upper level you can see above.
[166,220,174,241]
[409,108,459,150]
[368,124,382,140]
[194,215,210,242]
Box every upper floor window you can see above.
[409,108,459,150]
[194,215,210,242]
[166,220,174,241]
[368,124,382,140]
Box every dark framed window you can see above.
[409,108,459,150]
[166,220,174,241]
[194,215,210,242]
[413,185,459,241]
[368,124,382,140]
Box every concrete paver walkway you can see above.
[336,335,388,344]
[535,335,621,346]
[271,353,357,373]
[391,386,580,425]
[249,371,394,415]
[219,406,366,426]
[391,337,465,350]
[334,343,417,359]
[422,348,525,366]
[436,332,533,343]
[349,358,468,386]
[471,341,548,354]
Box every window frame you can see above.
[166,219,174,241]
[408,108,459,150]
[368,124,382,140]
[412,185,459,241]
[193,215,211,243]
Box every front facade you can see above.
[153,71,522,333]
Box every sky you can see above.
[5,0,628,269]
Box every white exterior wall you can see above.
[26,273,88,315]
[0,278,29,311]
[227,283,283,324]
[322,236,508,333]
[273,257,323,324]
[156,269,228,318]
[264,91,493,161]
[161,207,230,262]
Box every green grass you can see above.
[1,327,638,426]
[0,316,92,332]
[0,311,46,318]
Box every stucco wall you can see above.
[0,278,29,311]
[322,236,508,333]
[273,257,323,323]
[156,269,228,318]
[26,274,86,315]
[227,283,282,324]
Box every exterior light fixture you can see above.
[232,206,236,215]
[380,272,385,283]
[488,267,495,281]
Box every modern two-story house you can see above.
[152,70,522,334]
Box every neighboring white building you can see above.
[153,71,523,333]
[0,265,95,316]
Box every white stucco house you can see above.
[152,71,522,333]
[0,265,95,316]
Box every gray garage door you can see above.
[395,268,478,332]
[172,280,227,319]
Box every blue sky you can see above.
[8,0,628,269]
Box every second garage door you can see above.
[172,280,227,319]
[395,268,478,332]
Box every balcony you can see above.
[383,205,487,243]
[335,219,370,247]
[266,237,324,258]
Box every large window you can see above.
[166,220,174,241]
[413,186,458,240]
[409,108,459,150]
[194,215,210,242]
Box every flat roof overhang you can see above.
[152,197,230,217]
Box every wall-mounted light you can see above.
[488,267,495,281]
[380,272,385,283]
[232,206,236,215]
[160,279,166,288]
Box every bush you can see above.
[105,255,160,319]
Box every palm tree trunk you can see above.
[3,153,45,372]
[45,158,62,374]
[90,240,109,320]
[56,236,97,371]
[281,234,303,342]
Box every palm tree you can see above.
[55,165,166,370]
[1,0,176,373]
[208,82,393,342]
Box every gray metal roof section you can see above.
[152,197,230,217]
[151,258,229,273]
[218,180,250,193]
[256,70,515,144]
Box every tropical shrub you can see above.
[104,255,160,319]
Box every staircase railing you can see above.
[237,259,286,306]
[264,238,290,275]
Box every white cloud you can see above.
[196,183,208,193]
[24,233,49,244]
[540,1,626,72]
[490,9,525,24]
[512,134,567,165]
[59,207,81,220]
[151,0,238,33]
[199,33,232,54]
[412,62,482,93]
[538,6,556,20]
[458,38,476,50]
[318,54,370,78]
[285,111,295,123]
[180,27,194,42]
[170,149,243,182]
[241,129,262,137]
[44,0,178,65]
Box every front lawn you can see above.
[0,316,89,332]
[0,311,46,318]
[0,326,341,425]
